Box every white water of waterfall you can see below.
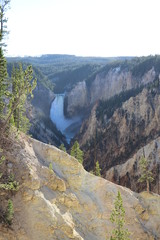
[50,94,82,143]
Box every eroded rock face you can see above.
[32,81,55,116]
[90,68,133,103]
[0,136,160,239]
[105,137,160,193]
[65,81,88,117]
[65,66,156,117]
[81,89,160,178]
[78,103,98,146]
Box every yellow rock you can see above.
[0,137,159,240]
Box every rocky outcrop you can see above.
[0,135,160,239]
[65,64,156,117]
[105,137,160,193]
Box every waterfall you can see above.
[50,94,82,143]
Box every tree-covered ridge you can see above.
[48,64,102,93]
[7,54,124,66]
[7,55,109,93]
[131,55,160,77]
[7,55,132,93]
[86,55,160,88]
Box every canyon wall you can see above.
[65,65,156,117]
[105,136,160,193]
[78,88,160,194]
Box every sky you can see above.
[5,0,160,57]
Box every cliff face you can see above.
[64,81,88,117]
[79,89,160,192]
[0,136,160,240]
[105,136,160,193]
[65,65,156,117]
[89,68,133,103]
[78,102,98,146]
[31,81,55,116]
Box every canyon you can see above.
[7,56,160,194]
[64,57,160,194]
[2,55,160,239]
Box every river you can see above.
[50,94,82,143]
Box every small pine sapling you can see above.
[49,162,53,172]
[70,141,84,164]
[109,191,130,240]
[59,143,66,152]
[5,199,14,225]
[95,161,101,176]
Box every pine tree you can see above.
[49,163,53,172]
[109,191,130,240]
[0,0,10,49]
[5,199,14,225]
[95,160,101,176]
[138,155,154,192]
[0,48,8,118]
[9,64,31,132]
[0,1,10,121]
[59,143,66,152]
[70,141,83,164]
[2,64,37,134]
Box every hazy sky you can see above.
[6,0,160,57]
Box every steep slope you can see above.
[78,88,160,193]
[0,135,160,240]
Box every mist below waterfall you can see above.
[50,94,82,143]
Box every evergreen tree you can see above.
[0,48,7,118]
[49,163,53,172]
[109,191,130,240]
[59,143,66,152]
[0,0,10,120]
[0,0,10,49]
[95,160,101,176]
[138,155,154,192]
[0,1,37,135]
[1,64,37,133]
[9,64,31,132]
[70,141,83,164]
[5,199,14,225]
